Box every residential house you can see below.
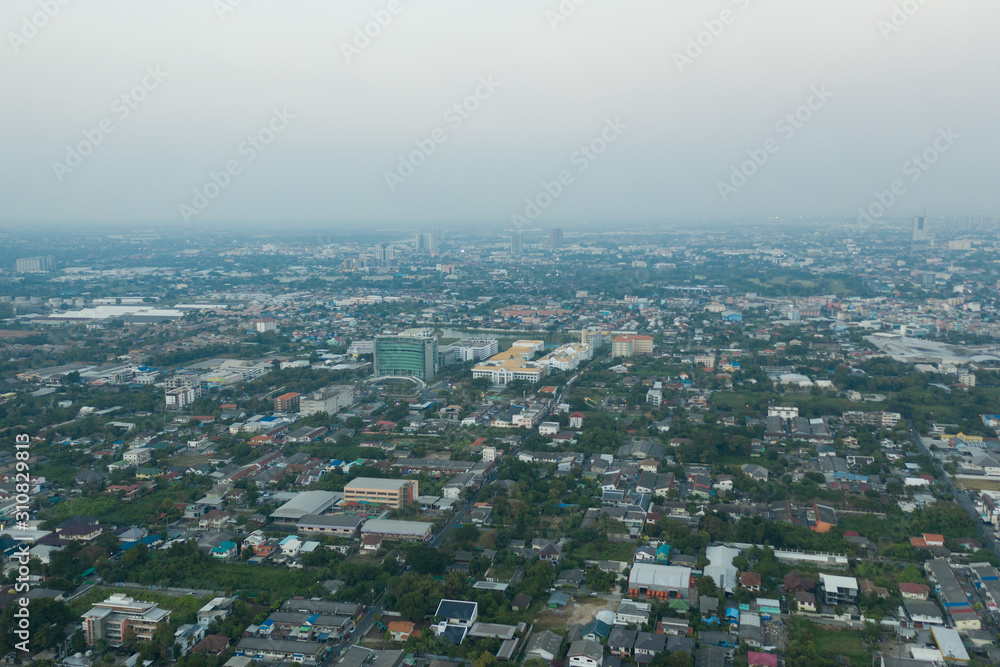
[525,630,563,663]
[608,627,637,658]
[567,640,604,667]
[388,621,416,641]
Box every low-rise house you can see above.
[633,632,666,663]
[905,600,944,626]
[794,591,816,613]
[234,638,328,665]
[899,582,930,600]
[210,541,237,560]
[525,630,563,663]
[567,639,604,667]
[740,571,762,592]
[387,620,415,641]
[608,627,637,658]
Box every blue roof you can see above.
[582,619,612,638]
[548,592,571,606]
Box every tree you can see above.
[695,575,718,598]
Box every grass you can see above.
[172,454,211,466]
[804,623,871,664]
[956,478,1000,492]
[40,486,193,527]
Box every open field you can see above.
[804,623,870,664]
[955,477,1000,492]
[0,330,37,339]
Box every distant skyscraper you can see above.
[510,232,523,256]
[912,215,928,242]
[415,231,439,253]
[15,256,55,273]
[549,228,563,249]
[374,243,395,264]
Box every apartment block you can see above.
[343,478,419,509]
[274,392,301,412]
[82,594,171,646]
[612,335,653,357]
[299,385,355,416]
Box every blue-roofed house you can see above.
[581,619,612,642]
[655,544,671,564]
[211,541,237,560]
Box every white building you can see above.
[452,338,499,362]
[299,385,355,416]
[165,386,197,410]
[537,343,593,372]
[123,448,151,466]
[538,422,560,436]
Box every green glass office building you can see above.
[373,335,437,381]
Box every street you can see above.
[908,426,1000,560]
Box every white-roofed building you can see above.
[703,545,740,594]
[818,573,859,607]
[627,563,692,600]
[269,491,341,524]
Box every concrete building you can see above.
[299,385,355,416]
[82,594,171,647]
[374,335,437,381]
[274,392,301,412]
[538,343,593,372]
[452,338,499,362]
[165,386,197,410]
[817,574,859,607]
[612,335,653,357]
[122,448,151,466]
[254,318,278,333]
[296,514,365,537]
[15,255,55,273]
[343,478,419,509]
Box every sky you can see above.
[1,0,997,229]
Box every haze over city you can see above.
[2,0,998,228]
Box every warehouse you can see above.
[269,491,341,524]
[627,564,692,600]
[360,519,433,542]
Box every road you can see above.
[431,488,483,548]
[325,596,385,664]
[908,426,1000,560]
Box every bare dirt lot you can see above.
[538,597,614,628]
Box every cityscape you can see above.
[1,220,999,667]
[2,2,999,667]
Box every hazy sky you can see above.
[1,0,997,229]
